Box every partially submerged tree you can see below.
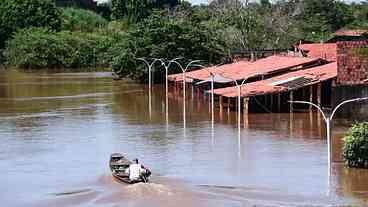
[343,122,368,168]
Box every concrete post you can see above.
[227,97,230,114]
[191,84,194,101]
[278,93,281,112]
[243,97,249,115]
[243,97,249,128]
[219,96,223,121]
[270,94,273,112]
[310,85,314,111]
[317,83,322,107]
[219,96,223,114]
[289,112,294,137]
[210,76,214,126]
[290,91,294,113]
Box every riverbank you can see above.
[1,67,112,73]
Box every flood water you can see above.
[1,70,368,207]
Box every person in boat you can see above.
[125,158,148,181]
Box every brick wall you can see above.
[337,41,368,85]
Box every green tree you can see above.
[111,0,181,23]
[111,0,125,20]
[110,11,229,81]
[343,122,368,168]
[61,8,108,32]
[97,2,112,20]
[348,2,368,29]
[227,7,265,56]
[260,0,271,9]
[4,28,114,69]
[0,0,61,48]
[111,0,152,22]
[297,0,354,41]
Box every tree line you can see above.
[0,0,367,80]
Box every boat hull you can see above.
[109,153,151,184]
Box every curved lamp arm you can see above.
[136,58,150,68]
[136,58,161,69]
[219,74,238,86]
[168,60,184,71]
[288,100,328,123]
[330,97,368,120]
[149,58,162,67]
[157,57,183,70]
[185,60,203,71]
[219,72,260,87]
[170,60,203,72]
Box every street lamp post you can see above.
[170,60,203,130]
[218,73,261,157]
[157,58,182,128]
[136,58,161,91]
[217,75,254,157]
[289,97,368,168]
[194,65,216,128]
[235,79,248,157]
[221,76,255,131]
[136,58,161,119]
[210,75,214,129]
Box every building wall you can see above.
[333,41,368,119]
[337,41,368,85]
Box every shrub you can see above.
[0,49,4,66]
[343,122,368,168]
[61,8,108,32]
[107,20,132,32]
[0,0,61,48]
[3,28,115,69]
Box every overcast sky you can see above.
[95,0,365,5]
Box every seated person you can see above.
[125,158,147,181]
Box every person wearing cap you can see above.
[126,158,146,181]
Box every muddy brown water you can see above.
[1,70,368,207]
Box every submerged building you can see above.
[168,35,368,118]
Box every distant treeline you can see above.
[55,0,97,10]
[0,0,367,81]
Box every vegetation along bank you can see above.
[0,0,367,81]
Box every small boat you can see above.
[109,153,151,184]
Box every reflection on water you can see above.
[1,70,368,207]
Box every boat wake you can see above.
[29,175,364,207]
[124,183,174,197]
[52,189,93,197]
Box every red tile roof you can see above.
[212,62,337,98]
[298,43,337,61]
[169,55,320,82]
[168,61,249,82]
